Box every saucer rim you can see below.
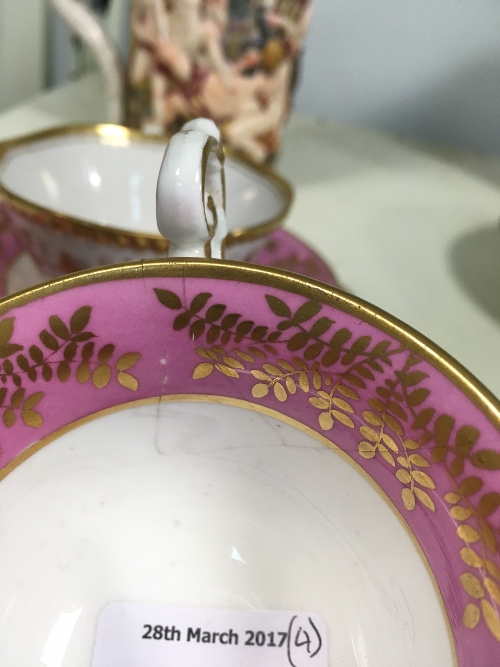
[1,257,498,430]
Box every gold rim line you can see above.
[0,393,457,665]
[0,124,293,250]
[0,257,498,430]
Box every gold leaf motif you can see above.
[98,344,115,365]
[263,364,282,377]
[480,599,500,641]
[10,388,25,408]
[403,438,420,450]
[76,361,90,384]
[457,525,481,543]
[397,455,409,468]
[3,408,15,428]
[299,372,309,393]
[215,364,239,378]
[23,392,44,410]
[235,350,254,362]
[154,288,182,310]
[396,469,412,484]
[21,409,42,428]
[285,376,297,394]
[481,520,497,555]
[338,384,359,400]
[402,488,416,510]
[277,360,294,372]
[273,383,287,402]
[223,356,244,370]
[359,425,378,442]
[249,346,266,359]
[485,560,500,582]
[368,397,384,411]
[450,506,473,521]
[383,413,403,436]
[251,370,271,381]
[332,410,354,428]
[458,477,483,497]
[358,441,376,458]
[196,348,217,360]
[485,578,500,605]
[0,317,15,346]
[70,305,91,334]
[362,410,383,426]
[252,383,269,398]
[460,572,484,599]
[57,361,71,383]
[292,300,322,323]
[378,446,395,467]
[463,603,480,629]
[332,397,354,413]
[414,488,436,511]
[313,372,321,390]
[478,493,500,518]
[411,470,436,489]
[116,352,140,371]
[265,294,292,318]
[460,548,484,568]
[408,454,430,468]
[381,433,398,452]
[318,411,334,431]
[117,372,139,391]
[49,315,70,340]
[470,450,500,470]
[93,365,111,388]
[444,492,461,504]
[309,397,330,410]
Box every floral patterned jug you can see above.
[49,0,313,163]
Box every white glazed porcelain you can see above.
[0,400,453,667]
[0,124,292,276]
[156,119,227,259]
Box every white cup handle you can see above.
[156,119,227,259]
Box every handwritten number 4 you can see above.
[287,615,322,666]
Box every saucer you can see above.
[2,230,338,297]
[0,258,497,666]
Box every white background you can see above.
[294,0,500,153]
[0,0,45,111]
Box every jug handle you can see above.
[156,119,227,260]
[47,0,124,124]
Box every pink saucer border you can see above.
[0,260,497,663]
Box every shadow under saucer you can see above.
[448,223,500,324]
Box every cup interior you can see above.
[0,132,288,235]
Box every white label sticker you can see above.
[92,603,328,667]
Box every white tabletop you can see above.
[1,74,499,398]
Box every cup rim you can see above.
[2,257,499,430]
[0,124,293,252]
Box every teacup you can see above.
[0,124,292,279]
